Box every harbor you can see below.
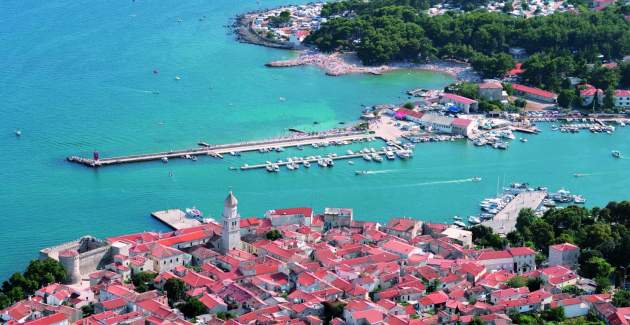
[480,191,547,235]
[67,130,381,168]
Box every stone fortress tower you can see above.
[40,235,111,284]
[58,249,81,284]
[221,191,241,253]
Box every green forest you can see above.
[306,1,630,91]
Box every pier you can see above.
[151,209,202,230]
[239,149,401,171]
[67,131,379,168]
[481,191,546,236]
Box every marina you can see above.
[481,191,547,235]
[67,131,381,168]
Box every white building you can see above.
[221,192,242,253]
[549,243,580,269]
[440,227,472,248]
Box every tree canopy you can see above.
[0,258,66,309]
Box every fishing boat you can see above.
[355,170,368,176]
[468,216,481,225]
[472,176,482,182]
[612,150,622,158]
[453,221,466,228]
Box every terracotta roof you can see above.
[615,90,630,97]
[24,313,67,325]
[477,250,512,260]
[508,247,535,256]
[550,243,579,251]
[512,83,557,99]
[441,93,477,105]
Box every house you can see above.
[478,81,505,101]
[24,313,68,325]
[440,228,472,248]
[551,297,590,318]
[418,291,449,312]
[380,239,423,259]
[323,208,353,230]
[476,251,514,271]
[383,218,423,241]
[394,108,424,124]
[199,293,228,314]
[549,243,580,269]
[578,84,603,107]
[508,247,536,274]
[614,90,630,109]
[451,118,475,138]
[440,93,478,113]
[512,84,557,103]
[265,208,313,226]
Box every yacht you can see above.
[473,139,486,146]
[317,159,327,167]
[543,199,556,207]
[185,208,203,220]
[286,163,296,171]
[326,158,334,167]
[363,154,372,161]
[468,216,481,225]
[347,149,354,155]
[191,156,197,161]
[276,147,284,152]
[612,150,622,158]
[266,165,275,172]
[296,145,303,150]
[372,153,383,162]
[573,195,586,204]
[453,221,466,228]
[396,150,412,159]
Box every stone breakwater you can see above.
[266,52,480,81]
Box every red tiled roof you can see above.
[24,313,67,325]
[615,90,630,97]
[550,243,579,251]
[477,250,512,260]
[267,207,313,217]
[442,93,477,105]
[101,298,126,310]
[512,84,557,99]
[452,118,472,128]
[508,247,535,256]
[395,108,424,119]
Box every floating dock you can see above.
[481,191,546,236]
[67,131,379,168]
[239,149,404,171]
[151,209,202,230]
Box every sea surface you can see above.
[1,0,629,280]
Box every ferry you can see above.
[355,170,368,176]
[468,216,481,225]
[472,176,482,182]
[454,221,466,228]
[612,150,622,158]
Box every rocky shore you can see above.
[232,13,301,50]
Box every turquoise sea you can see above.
[1,0,629,280]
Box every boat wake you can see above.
[406,177,478,187]
[108,86,157,94]
[363,169,399,175]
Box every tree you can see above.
[527,277,544,291]
[216,311,234,320]
[516,209,536,233]
[604,87,615,110]
[541,306,565,322]
[581,256,614,279]
[558,89,576,108]
[470,316,484,325]
[562,285,586,296]
[132,272,157,293]
[164,278,187,306]
[266,230,283,240]
[613,289,630,307]
[179,297,207,319]
[506,276,527,288]
[403,102,415,109]
[323,300,346,324]
[596,276,612,293]
[0,293,10,309]
[81,303,95,317]
[529,219,555,250]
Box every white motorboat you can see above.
[363,154,372,161]
[303,161,311,168]
[372,153,383,162]
[161,157,168,163]
[468,216,481,224]
[612,150,622,158]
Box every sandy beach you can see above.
[267,51,480,81]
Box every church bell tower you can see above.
[221,191,241,253]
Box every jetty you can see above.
[240,149,403,171]
[481,191,546,236]
[151,209,202,230]
[67,131,379,168]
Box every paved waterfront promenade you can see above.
[151,209,202,230]
[67,131,377,168]
[482,191,547,236]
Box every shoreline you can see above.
[266,51,481,81]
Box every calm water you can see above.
[0,0,629,280]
